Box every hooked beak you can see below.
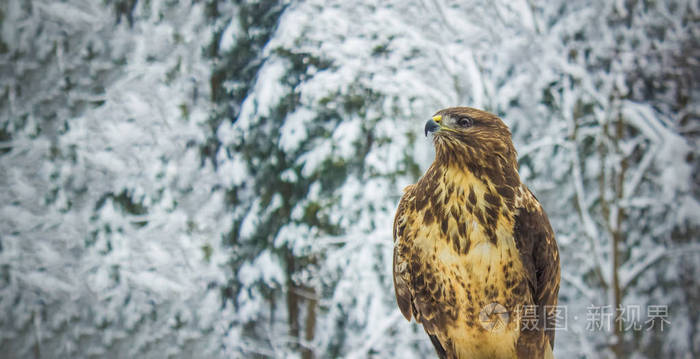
[424,115,442,137]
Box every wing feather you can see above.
[514,189,561,351]
[393,184,452,357]
[393,185,415,321]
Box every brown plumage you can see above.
[393,107,560,358]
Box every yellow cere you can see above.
[432,114,457,133]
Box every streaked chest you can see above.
[407,168,532,315]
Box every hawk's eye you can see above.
[457,117,473,128]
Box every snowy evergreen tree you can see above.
[1,1,234,357]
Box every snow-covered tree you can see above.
[1,1,234,357]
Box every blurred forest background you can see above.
[1,0,698,358]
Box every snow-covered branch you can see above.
[567,139,609,288]
[620,244,700,291]
[346,311,404,359]
[561,270,596,302]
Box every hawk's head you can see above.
[425,107,519,185]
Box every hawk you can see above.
[392,107,560,358]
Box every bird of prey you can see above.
[392,107,560,358]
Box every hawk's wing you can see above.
[392,185,414,321]
[392,185,449,359]
[514,189,561,350]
